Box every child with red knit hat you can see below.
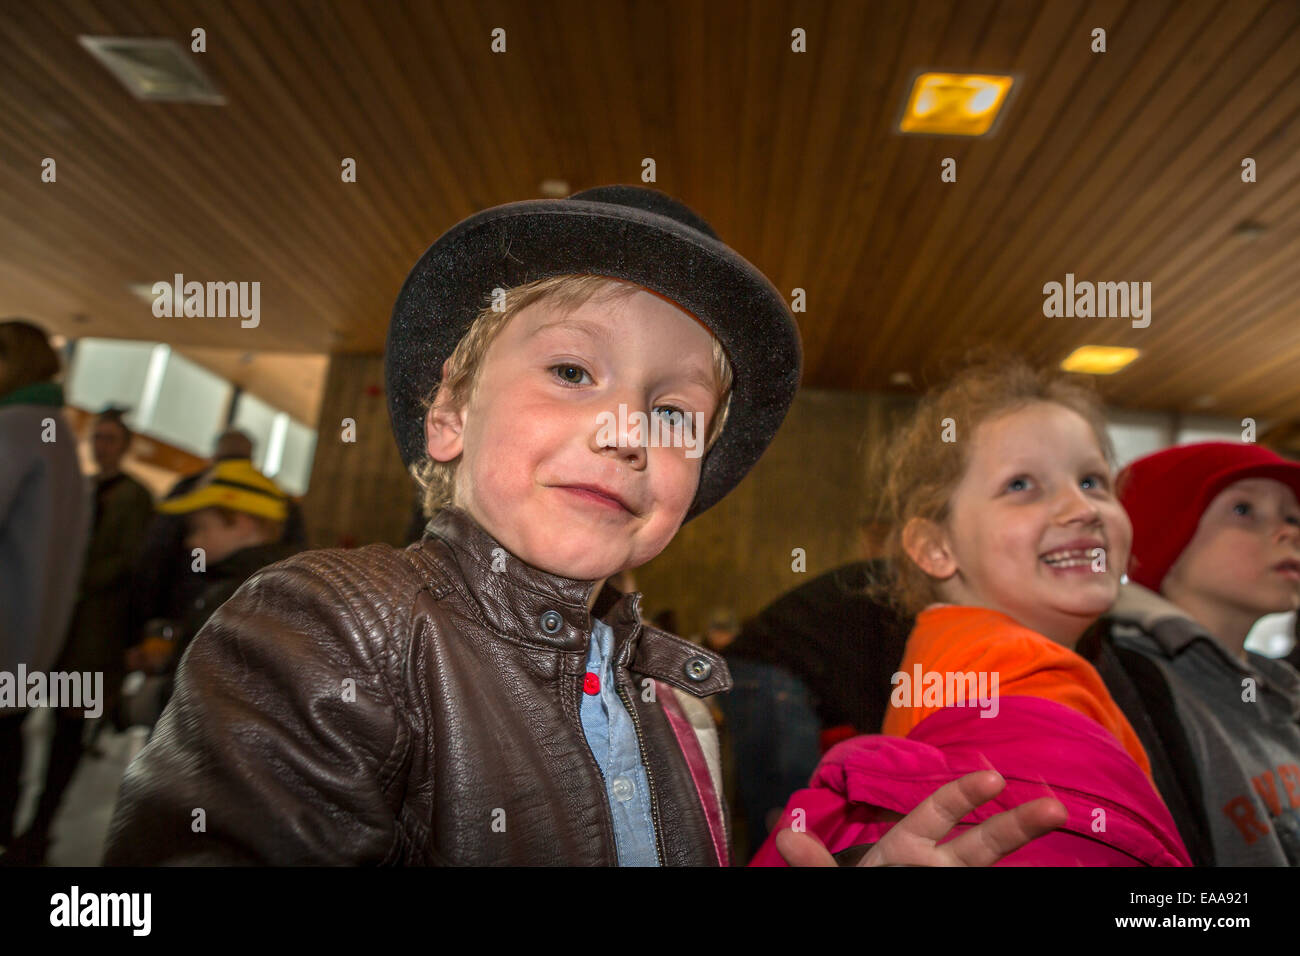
[1094,441,1300,865]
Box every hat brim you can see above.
[1199,462,1300,513]
[158,486,288,522]
[386,198,802,521]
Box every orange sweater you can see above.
[881,605,1153,781]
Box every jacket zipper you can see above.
[614,603,667,866]
[578,594,667,866]
[616,676,667,866]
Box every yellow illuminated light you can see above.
[900,73,1014,136]
[1060,346,1140,376]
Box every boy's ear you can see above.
[901,517,958,580]
[425,361,467,463]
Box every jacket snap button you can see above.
[539,610,563,635]
[684,655,712,682]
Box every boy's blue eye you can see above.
[551,364,591,386]
[655,405,687,428]
[1006,477,1030,492]
[1233,501,1252,517]
[1081,474,1107,491]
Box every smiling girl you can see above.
[753,359,1191,867]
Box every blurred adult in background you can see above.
[701,607,740,652]
[0,320,91,851]
[720,524,913,863]
[650,608,678,635]
[3,406,153,863]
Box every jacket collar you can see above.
[420,506,730,695]
[1107,581,1299,693]
[1108,581,1202,655]
[423,505,616,650]
[1108,581,1253,674]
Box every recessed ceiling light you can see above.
[539,179,571,198]
[79,37,225,104]
[889,371,913,386]
[1060,346,1140,375]
[899,72,1014,136]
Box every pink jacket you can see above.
[750,695,1192,866]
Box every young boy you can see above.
[1087,442,1300,865]
[103,186,1058,866]
[125,459,299,715]
[102,185,801,866]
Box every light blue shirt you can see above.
[580,617,660,866]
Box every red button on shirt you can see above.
[583,673,601,695]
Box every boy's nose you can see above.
[591,402,649,466]
[604,429,648,467]
[1055,484,1102,523]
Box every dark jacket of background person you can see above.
[103,506,732,865]
[129,469,206,636]
[725,560,913,734]
[4,461,155,864]
[719,560,913,861]
[150,539,300,720]
[1078,623,1216,867]
[54,471,153,699]
[0,381,91,692]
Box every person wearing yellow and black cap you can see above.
[128,429,308,659]
[125,460,299,721]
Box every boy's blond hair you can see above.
[411,274,735,518]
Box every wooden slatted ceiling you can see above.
[0,0,1297,425]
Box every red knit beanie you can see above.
[1117,441,1300,593]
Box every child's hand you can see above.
[774,770,1067,867]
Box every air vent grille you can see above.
[79,37,225,105]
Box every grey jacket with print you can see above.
[103,506,732,865]
[1100,582,1300,866]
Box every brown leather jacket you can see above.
[103,506,733,865]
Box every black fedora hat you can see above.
[385,184,802,521]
